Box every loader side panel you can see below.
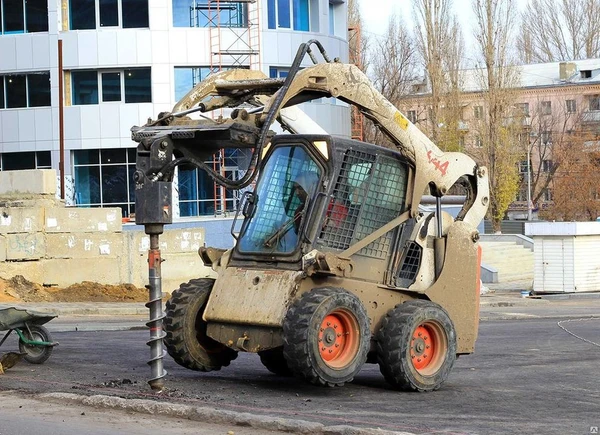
[425,221,480,354]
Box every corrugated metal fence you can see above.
[484,220,526,235]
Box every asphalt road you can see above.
[1,318,599,435]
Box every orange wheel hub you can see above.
[318,310,359,369]
[410,321,447,375]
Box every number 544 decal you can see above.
[427,150,450,176]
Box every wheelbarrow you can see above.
[0,307,59,366]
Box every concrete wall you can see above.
[0,170,213,292]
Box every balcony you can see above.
[582,110,600,124]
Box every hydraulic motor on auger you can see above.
[132,40,489,392]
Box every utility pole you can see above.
[527,140,532,221]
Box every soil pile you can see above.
[0,275,148,303]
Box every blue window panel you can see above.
[174,67,212,101]
[3,151,35,170]
[329,3,334,35]
[28,72,51,107]
[36,151,51,168]
[277,0,290,28]
[122,0,149,28]
[101,72,121,102]
[0,78,5,109]
[269,67,289,79]
[172,0,190,27]
[102,165,128,203]
[74,165,101,205]
[99,0,119,27]
[174,0,246,28]
[124,68,151,103]
[267,0,276,29]
[26,0,49,32]
[101,148,126,164]
[128,165,136,216]
[70,0,96,30]
[72,71,98,105]
[74,149,99,165]
[174,67,194,101]
[178,168,198,201]
[293,0,308,31]
[3,0,24,33]
[5,74,27,108]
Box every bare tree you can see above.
[471,0,522,232]
[365,15,418,145]
[412,0,464,145]
[519,97,583,211]
[517,0,600,63]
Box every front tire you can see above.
[283,287,370,387]
[19,324,53,364]
[164,278,237,371]
[377,300,457,392]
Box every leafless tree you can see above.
[365,15,419,145]
[471,0,522,232]
[519,97,583,210]
[517,0,600,63]
[412,0,464,145]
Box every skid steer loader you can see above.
[132,40,489,392]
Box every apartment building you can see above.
[400,59,600,220]
[0,0,350,218]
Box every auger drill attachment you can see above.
[133,137,175,391]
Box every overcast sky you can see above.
[360,0,525,66]
[360,0,475,38]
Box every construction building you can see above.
[0,0,350,219]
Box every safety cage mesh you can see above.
[319,149,408,259]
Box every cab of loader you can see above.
[231,134,414,287]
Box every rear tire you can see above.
[18,324,53,364]
[258,347,293,376]
[283,287,370,387]
[164,278,237,371]
[377,300,456,392]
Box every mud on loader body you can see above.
[133,40,489,392]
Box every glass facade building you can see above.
[0,0,350,219]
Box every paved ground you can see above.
[2,281,599,435]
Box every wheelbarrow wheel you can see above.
[18,324,53,364]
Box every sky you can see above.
[360,0,476,39]
[359,0,527,67]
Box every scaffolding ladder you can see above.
[207,0,260,216]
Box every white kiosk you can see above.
[525,222,600,293]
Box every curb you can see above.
[40,393,412,435]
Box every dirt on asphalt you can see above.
[0,275,148,303]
